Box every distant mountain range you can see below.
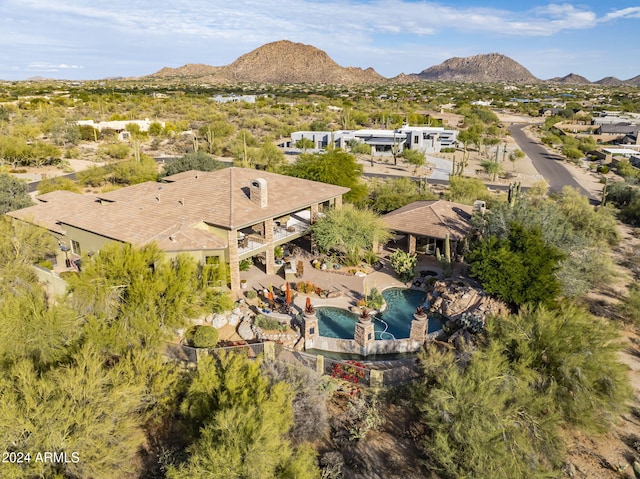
[146,40,640,86]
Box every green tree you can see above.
[480,159,501,181]
[368,177,436,214]
[400,148,426,169]
[0,216,56,273]
[161,151,228,178]
[65,243,202,355]
[311,204,391,266]
[446,176,489,204]
[0,173,33,214]
[168,353,319,479]
[256,141,286,172]
[0,280,80,370]
[295,137,315,151]
[508,149,525,171]
[472,196,615,298]
[413,345,562,479]
[107,154,158,185]
[490,304,632,430]
[285,148,367,204]
[76,165,107,187]
[468,222,564,307]
[556,186,619,245]
[0,347,148,479]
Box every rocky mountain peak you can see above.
[415,53,539,83]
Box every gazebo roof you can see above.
[382,200,474,240]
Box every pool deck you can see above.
[240,254,454,313]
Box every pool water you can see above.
[316,288,444,340]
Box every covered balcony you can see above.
[273,210,312,243]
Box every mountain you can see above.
[150,63,222,78]
[147,40,384,84]
[547,73,591,84]
[625,74,640,86]
[144,41,639,86]
[411,53,539,83]
[223,40,384,84]
[595,76,626,86]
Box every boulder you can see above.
[212,314,228,329]
[228,313,240,327]
[238,320,255,341]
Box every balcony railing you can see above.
[238,234,267,255]
[273,221,309,241]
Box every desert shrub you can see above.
[254,314,287,332]
[185,325,219,348]
[37,259,53,270]
[99,142,129,159]
[37,176,81,194]
[203,289,234,313]
[261,360,329,445]
[245,290,257,300]
[346,396,385,441]
[239,258,253,271]
[389,249,417,282]
[58,271,79,280]
[365,287,384,310]
[597,165,609,174]
[619,285,640,326]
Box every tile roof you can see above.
[7,168,349,251]
[382,200,473,240]
[7,190,99,235]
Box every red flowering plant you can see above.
[331,360,367,395]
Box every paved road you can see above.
[508,123,595,200]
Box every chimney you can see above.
[250,178,268,208]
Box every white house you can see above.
[289,125,458,156]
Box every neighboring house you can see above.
[76,118,165,140]
[211,94,257,104]
[7,168,349,298]
[288,125,458,155]
[382,200,474,256]
[596,123,640,136]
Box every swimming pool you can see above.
[316,288,443,340]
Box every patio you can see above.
[238,249,448,315]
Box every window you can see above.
[414,135,419,144]
[71,240,81,256]
[205,256,220,265]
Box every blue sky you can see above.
[1,0,639,82]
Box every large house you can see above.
[7,168,349,297]
[288,125,458,155]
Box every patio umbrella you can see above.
[285,281,292,305]
[267,286,274,303]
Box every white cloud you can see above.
[5,0,634,43]
[26,62,84,72]
[602,7,640,22]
